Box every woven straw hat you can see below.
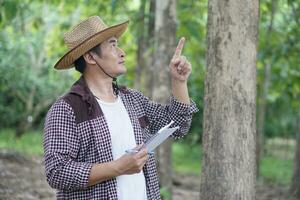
[54,16,129,69]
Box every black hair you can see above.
[74,56,86,73]
[74,44,102,74]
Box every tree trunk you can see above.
[134,0,146,90]
[152,0,177,198]
[290,97,300,198]
[144,0,156,98]
[16,119,31,138]
[15,86,36,138]
[200,0,259,199]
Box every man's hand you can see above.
[114,147,149,175]
[169,37,192,83]
[87,146,148,186]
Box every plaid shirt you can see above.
[44,77,198,200]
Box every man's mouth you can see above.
[118,61,125,64]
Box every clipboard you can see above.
[126,121,179,154]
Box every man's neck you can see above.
[83,73,117,102]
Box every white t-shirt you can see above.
[96,96,148,200]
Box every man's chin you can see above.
[115,69,127,77]
[120,67,127,74]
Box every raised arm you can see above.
[169,37,192,105]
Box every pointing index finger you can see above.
[173,37,185,58]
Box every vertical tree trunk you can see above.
[15,86,36,138]
[134,0,146,90]
[16,120,30,138]
[152,0,177,198]
[144,0,156,98]
[290,97,300,198]
[200,0,259,199]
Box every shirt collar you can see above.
[69,76,129,101]
[69,76,91,99]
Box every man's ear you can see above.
[83,52,96,65]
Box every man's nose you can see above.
[118,47,126,58]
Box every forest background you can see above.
[0,0,300,199]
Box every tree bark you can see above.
[200,0,259,199]
[15,86,54,138]
[15,86,36,138]
[16,120,30,138]
[290,96,300,199]
[134,0,146,90]
[152,0,177,198]
[144,0,156,98]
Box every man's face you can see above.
[95,36,126,77]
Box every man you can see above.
[44,16,198,200]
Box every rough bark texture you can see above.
[152,0,177,197]
[134,0,146,90]
[200,0,259,199]
[144,0,156,98]
[290,99,300,199]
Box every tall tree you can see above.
[200,0,259,199]
[134,0,146,90]
[144,0,156,98]
[134,0,156,96]
[152,0,177,198]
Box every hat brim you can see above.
[54,20,129,70]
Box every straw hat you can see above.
[54,16,129,69]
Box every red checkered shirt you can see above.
[43,77,198,199]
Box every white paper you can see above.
[125,121,180,154]
[144,121,179,153]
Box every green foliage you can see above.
[172,141,201,175]
[160,187,172,200]
[0,1,74,132]
[0,129,43,155]
[260,155,293,185]
[258,0,300,138]
[0,0,142,132]
[0,0,299,145]
[0,0,206,138]
[177,0,207,144]
[260,138,296,185]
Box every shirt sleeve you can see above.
[43,99,92,191]
[131,89,199,139]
